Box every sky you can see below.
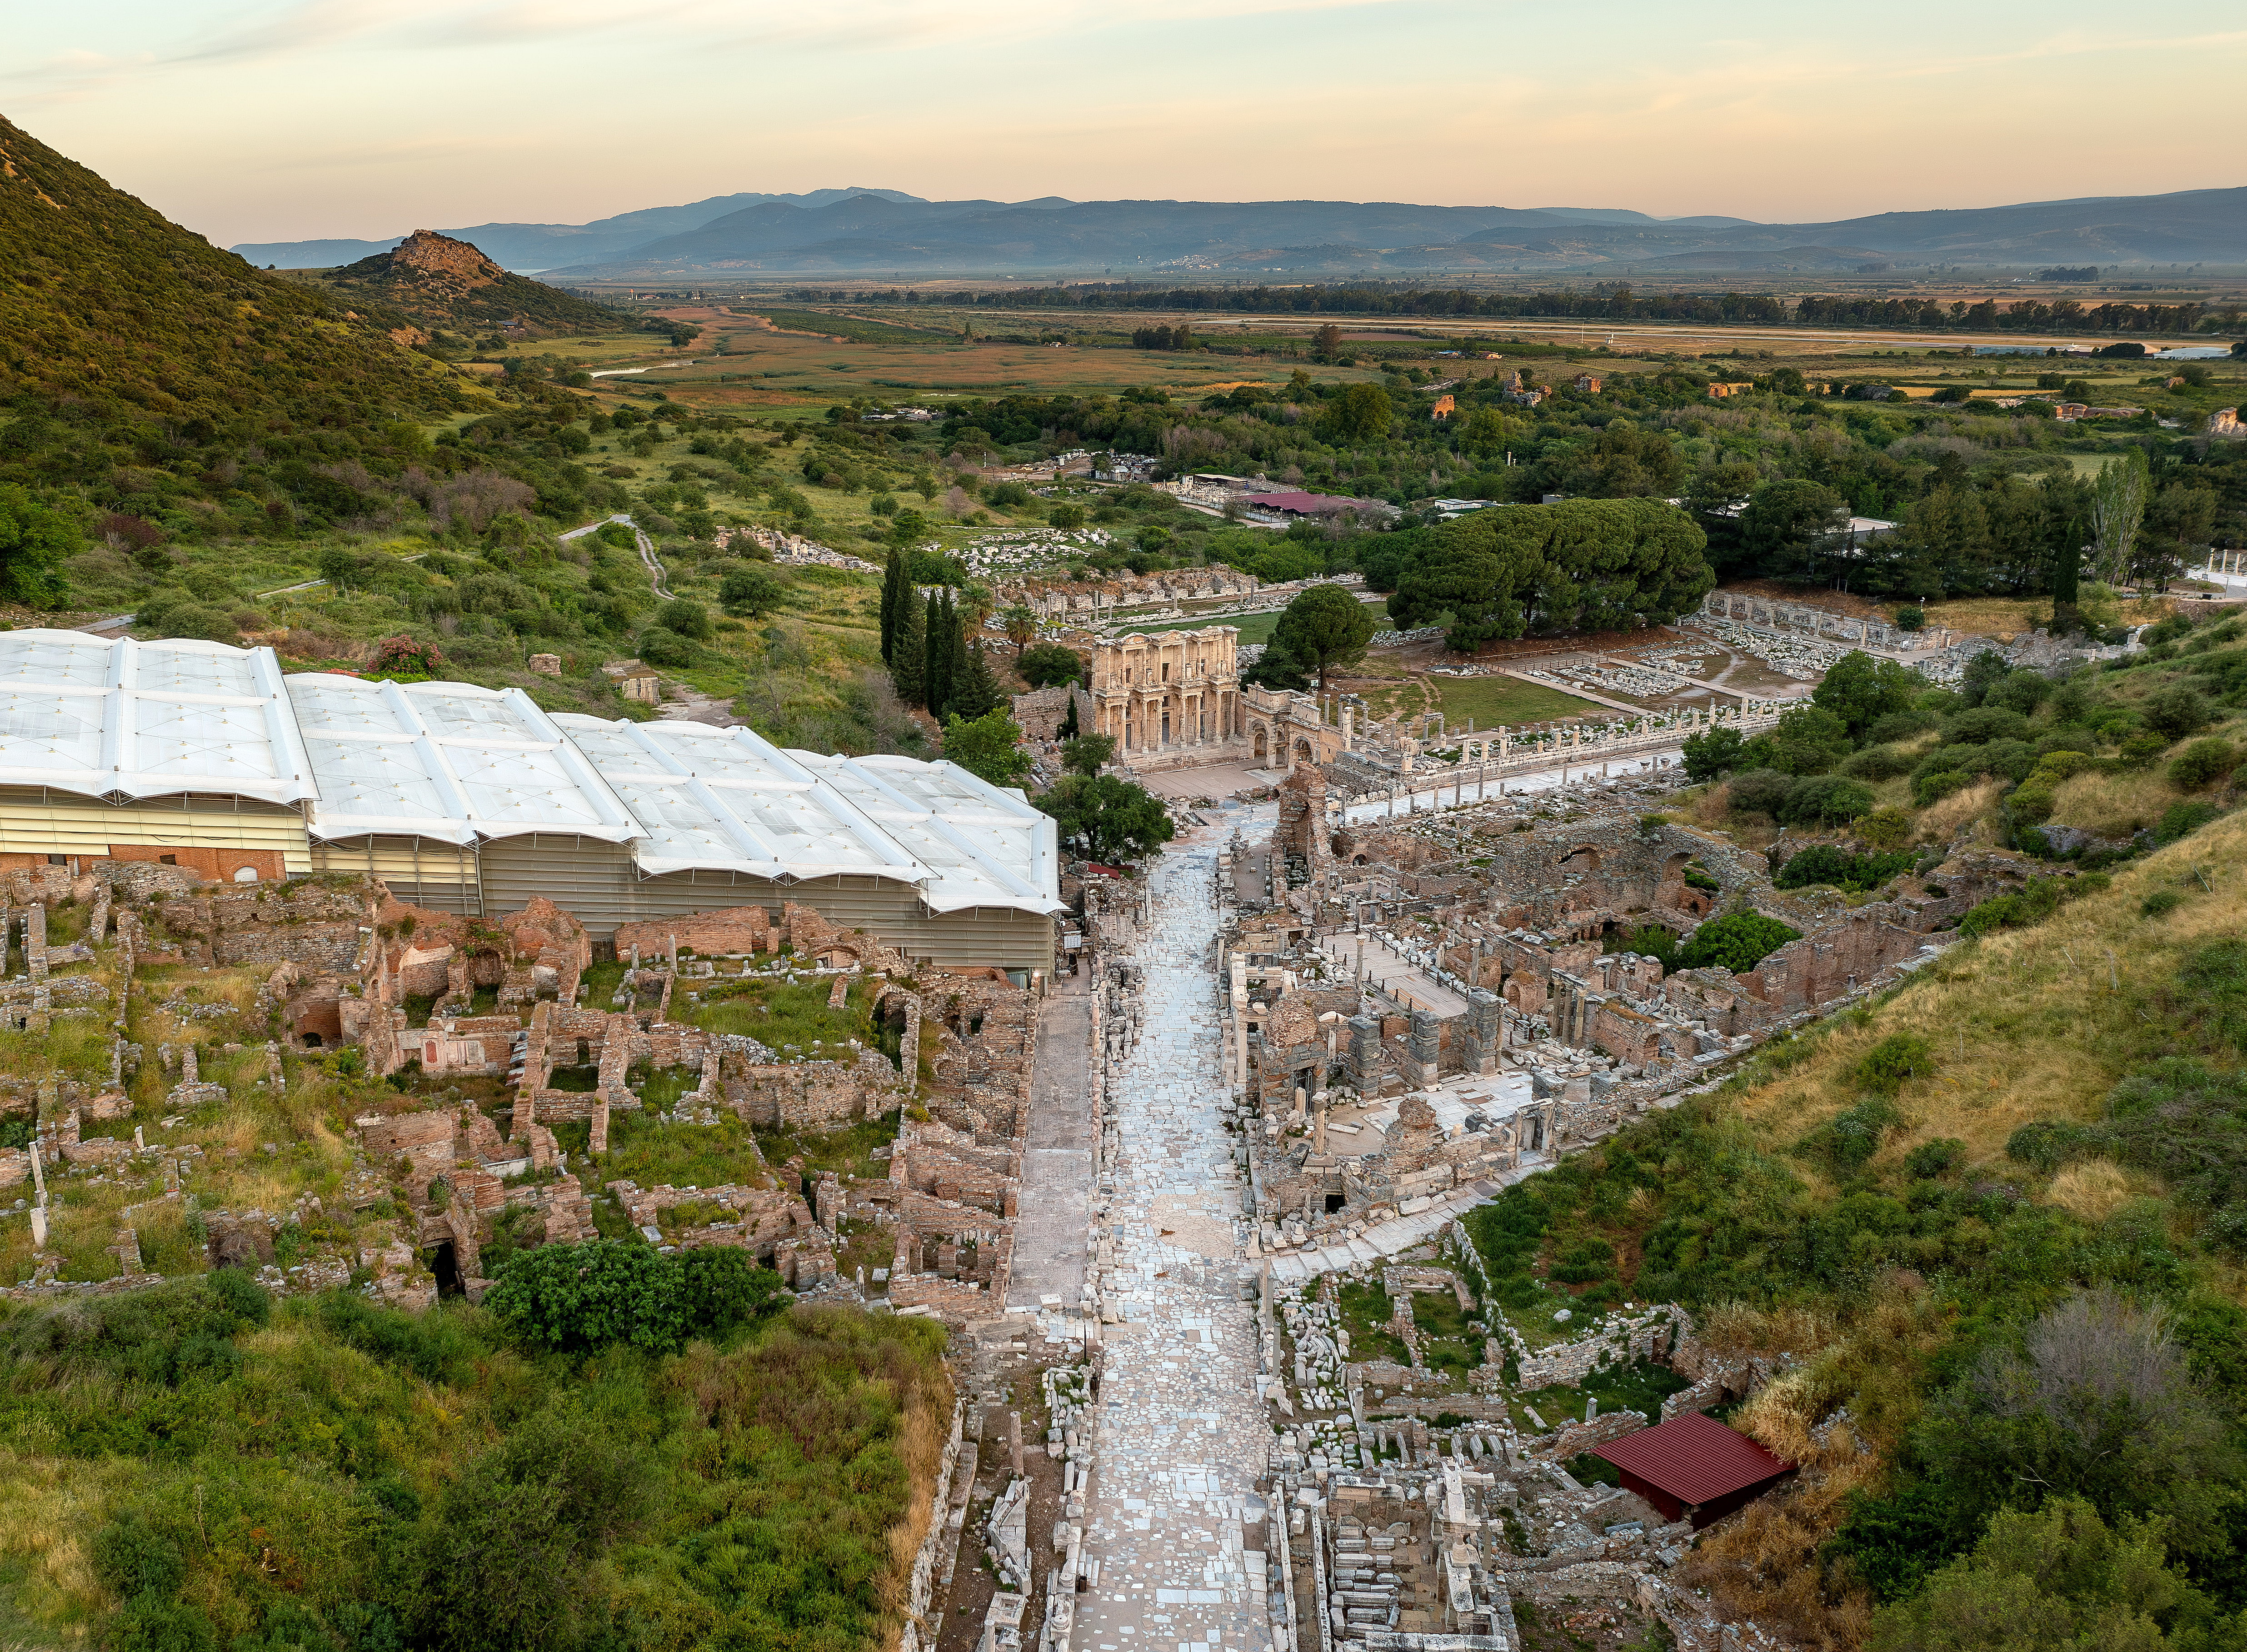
[10,0,2247,249]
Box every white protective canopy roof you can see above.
[791,751,1061,916]
[289,675,639,845]
[0,631,1059,915]
[556,717,1061,916]
[550,716,924,883]
[0,630,315,806]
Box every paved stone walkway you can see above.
[1315,931,1469,1018]
[1011,984,1095,1313]
[1077,829,1273,1652]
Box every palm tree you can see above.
[1001,604,1038,658]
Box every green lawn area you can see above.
[688,977,875,1055]
[1427,674,1604,730]
[1157,608,1397,647]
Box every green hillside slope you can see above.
[0,115,460,429]
[1463,630,2247,1647]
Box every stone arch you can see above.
[1293,738,1313,766]
[1502,976,1523,1008]
[1252,724,1268,763]
[1558,845,1602,873]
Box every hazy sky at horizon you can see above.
[10,0,2245,247]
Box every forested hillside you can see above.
[0,118,460,431]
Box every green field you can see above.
[1425,673,1603,729]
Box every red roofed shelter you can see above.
[1590,1412,1794,1529]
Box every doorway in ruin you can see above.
[1293,739,1313,766]
[429,1241,462,1297]
[1253,725,1268,764]
[1325,1193,1348,1213]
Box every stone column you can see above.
[1408,1009,1441,1087]
[1466,988,1499,1075]
[1345,1014,1381,1087]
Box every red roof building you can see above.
[1590,1413,1794,1528]
[1245,491,1365,517]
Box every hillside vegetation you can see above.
[0,118,459,431]
[1467,626,2247,1649]
[0,1273,950,1652]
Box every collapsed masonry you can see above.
[3,859,1044,1320]
[1220,765,2007,1260]
[1258,1235,1810,1652]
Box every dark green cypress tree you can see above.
[944,598,973,717]
[922,591,951,714]
[950,642,1004,721]
[879,549,905,664]
[890,584,925,707]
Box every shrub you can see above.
[1914,769,1972,807]
[1780,774,1876,826]
[2008,779,2058,823]
[1680,725,1745,782]
[2167,736,2237,791]
[1773,845,1915,892]
[1676,911,1803,974]
[1856,1033,1935,1092]
[2154,800,2222,844]
[1016,642,1084,689]
[1893,606,1925,632]
[93,1517,187,1600]
[1865,709,1938,744]
[1941,705,2030,746]
[658,597,711,639]
[1987,669,2050,714]
[2140,888,2185,918]
[1957,872,2105,938]
[2142,684,2211,741]
[634,626,695,668]
[1972,739,2039,782]
[1858,805,1914,851]
[1799,1095,1898,1173]
[2005,1118,2109,1172]
[485,1240,787,1355]
[1905,1138,1964,1179]
[2118,731,2170,768]
[1726,767,1795,819]
[1842,744,1917,781]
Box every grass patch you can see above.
[596,1108,766,1190]
[1335,1279,1411,1366]
[689,976,876,1058]
[1423,673,1605,731]
[754,1113,902,1184]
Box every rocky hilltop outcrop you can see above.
[320,230,626,336]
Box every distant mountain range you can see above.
[230,186,2247,278]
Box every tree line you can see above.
[800,280,2237,338]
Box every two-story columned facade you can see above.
[1089,629,1243,765]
